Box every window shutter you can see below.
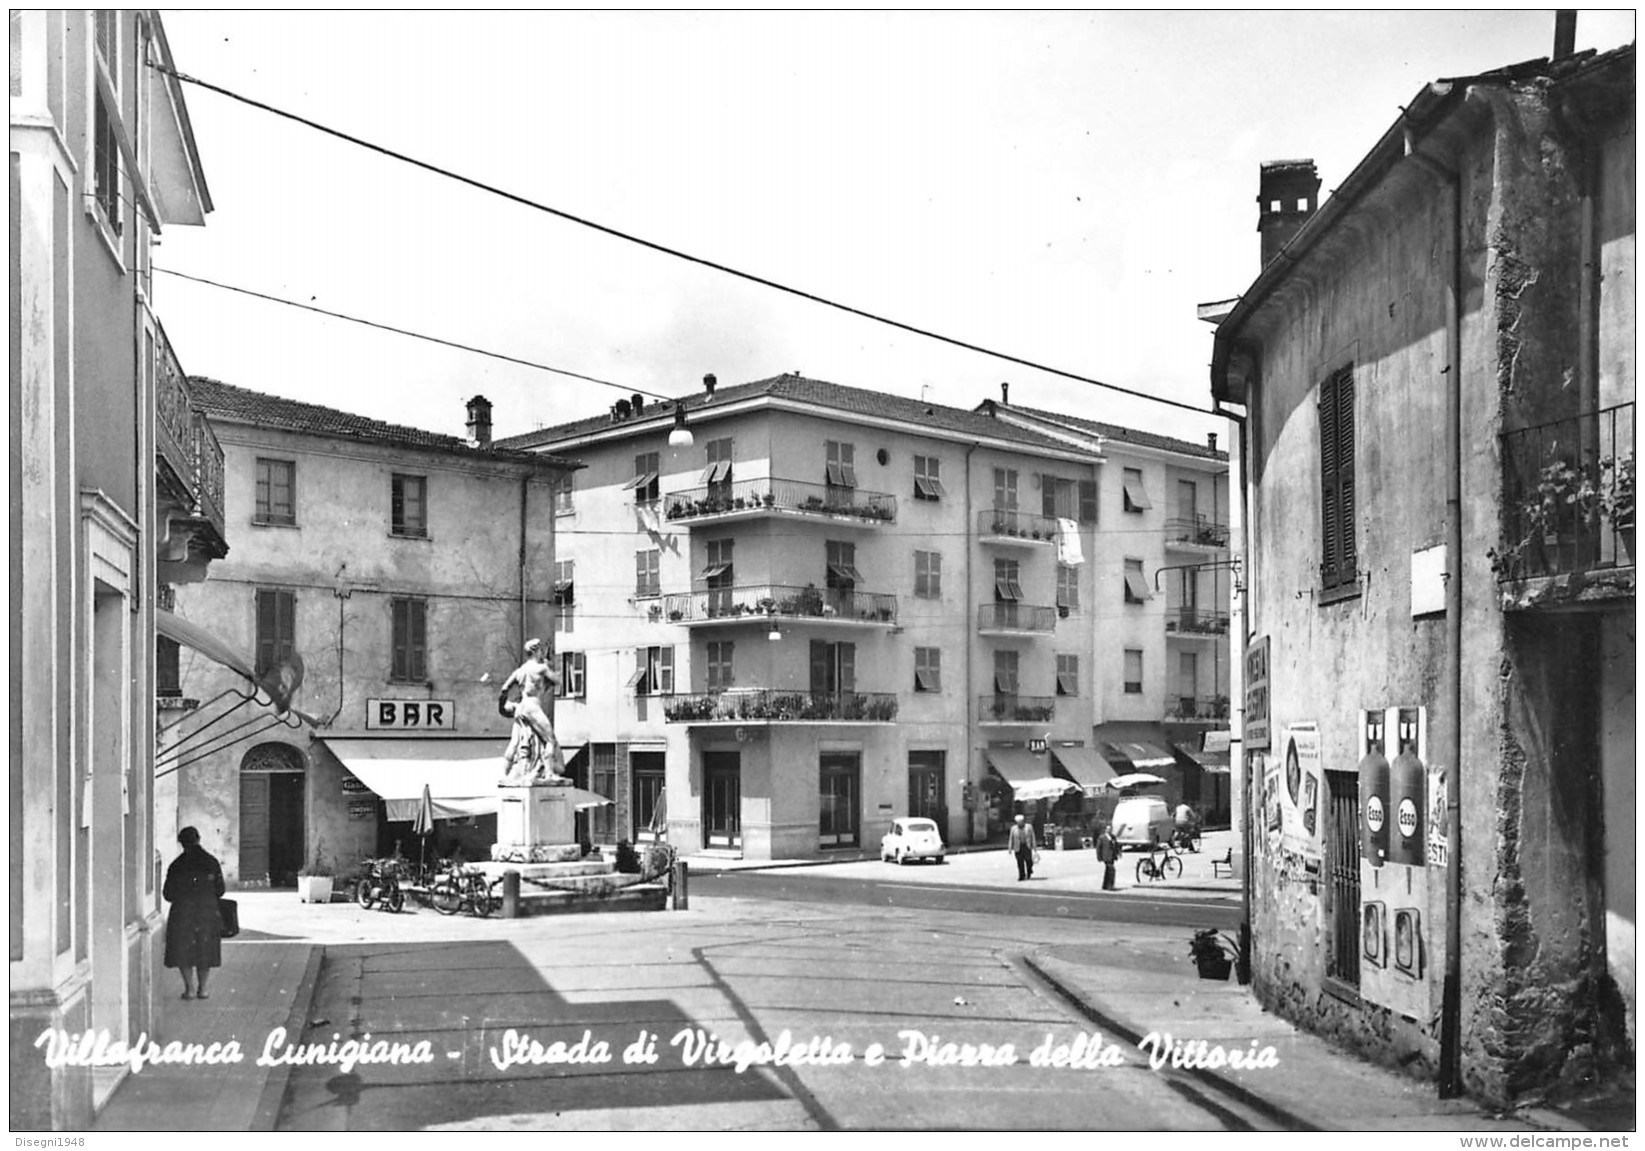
[1336,368,1356,580]
[810,640,828,695]
[840,644,855,692]
[1078,479,1098,524]
[1042,478,1057,520]
[411,601,426,681]
[659,647,674,694]
[1318,372,1341,587]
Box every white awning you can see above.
[986,748,1059,794]
[321,738,505,820]
[1050,746,1120,792]
[1105,741,1176,770]
[155,609,256,681]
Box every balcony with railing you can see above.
[976,508,1059,547]
[1164,607,1230,636]
[659,583,898,627]
[1165,516,1230,549]
[977,694,1056,724]
[664,476,896,528]
[1497,403,1634,607]
[154,323,228,580]
[1163,696,1232,723]
[977,602,1058,635]
[664,689,899,725]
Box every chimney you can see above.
[465,394,493,448]
[703,373,717,397]
[1257,160,1321,267]
[631,393,644,416]
[1208,432,1218,453]
[1001,382,1010,406]
[1554,10,1577,59]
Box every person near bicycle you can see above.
[1095,824,1120,890]
[499,637,566,782]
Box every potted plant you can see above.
[1189,928,1237,980]
[297,841,334,904]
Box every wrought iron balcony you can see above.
[1164,608,1230,635]
[977,508,1059,545]
[977,694,1056,724]
[977,602,1057,634]
[659,583,897,626]
[1498,403,1634,591]
[663,477,896,527]
[1163,696,1232,722]
[154,323,228,574]
[664,689,899,724]
[1165,516,1230,548]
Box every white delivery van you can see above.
[1111,796,1173,848]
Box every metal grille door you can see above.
[1326,769,1361,985]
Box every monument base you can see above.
[493,782,578,863]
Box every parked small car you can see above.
[1111,796,1173,849]
[881,817,946,865]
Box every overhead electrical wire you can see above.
[152,62,1216,418]
[153,267,669,402]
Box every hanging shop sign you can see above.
[347,801,377,821]
[366,699,455,730]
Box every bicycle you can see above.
[355,857,407,913]
[431,865,499,917]
[1135,845,1183,883]
[1170,825,1202,853]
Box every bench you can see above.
[1211,848,1236,879]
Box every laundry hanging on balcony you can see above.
[1055,518,1083,566]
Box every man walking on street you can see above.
[1096,824,1120,890]
[1008,814,1037,881]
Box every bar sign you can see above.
[367,699,455,730]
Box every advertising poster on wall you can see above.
[1427,765,1449,867]
[1279,722,1322,863]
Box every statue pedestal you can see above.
[491,783,581,864]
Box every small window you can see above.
[993,467,1019,511]
[157,636,182,698]
[1057,564,1079,611]
[254,589,296,679]
[1122,467,1152,513]
[392,474,428,538]
[914,647,941,693]
[391,597,428,682]
[706,641,735,692]
[1124,649,1143,694]
[915,550,942,599]
[993,650,1019,695]
[825,441,857,488]
[1123,558,1151,604]
[631,646,674,695]
[635,548,661,597]
[556,651,586,699]
[826,540,860,588]
[254,458,296,526]
[994,558,1023,602]
[1042,476,1076,520]
[553,560,574,607]
[624,451,661,502]
[1056,654,1079,697]
[92,89,122,238]
[913,455,945,501]
[552,472,574,515]
[704,438,734,489]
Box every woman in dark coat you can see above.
[164,826,225,1000]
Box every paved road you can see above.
[696,869,1241,929]
[274,894,1269,1131]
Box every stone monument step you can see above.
[515,881,669,917]
[472,859,616,882]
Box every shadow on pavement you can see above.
[278,939,790,1130]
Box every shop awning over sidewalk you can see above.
[985,747,1058,792]
[322,738,504,820]
[1049,745,1120,792]
[1101,741,1177,770]
[1174,744,1232,775]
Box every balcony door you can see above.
[819,752,860,848]
[703,751,741,849]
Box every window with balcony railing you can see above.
[1497,403,1635,583]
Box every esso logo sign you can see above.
[1366,796,1385,834]
[1397,798,1419,839]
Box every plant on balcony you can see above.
[990,518,1006,534]
[1490,454,1635,580]
[798,585,824,616]
[762,492,776,507]
[804,495,825,510]
[865,697,898,722]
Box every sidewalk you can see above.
[92,940,321,1131]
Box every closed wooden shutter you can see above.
[1335,369,1356,579]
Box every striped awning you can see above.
[1104,741,1176,770]
[1049,746,1120,792]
